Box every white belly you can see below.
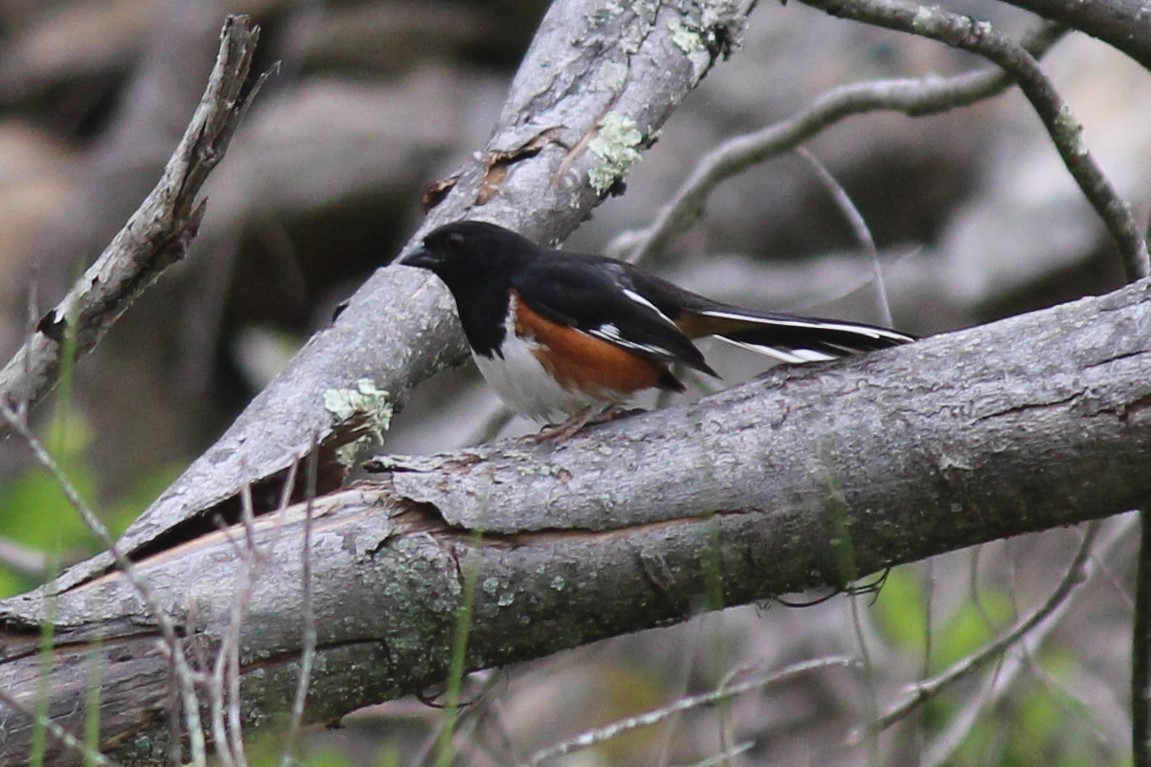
[473,334,608,424]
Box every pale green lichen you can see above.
[668,16,706,53]
[587,112,644,195]
[323,378,393,465]
[587,0,660,53]
[670,1,746,60]
[1054,104,1086,155]
[911,5,934,32]
[700,0,743,31]
[597,60,629,92]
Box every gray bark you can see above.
[1,276,1149,765]
[809,0,1151,72]
[995,0,1151,72]
[62,0,758,591]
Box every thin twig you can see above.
[923,519,1132,766]
[922,635,1028,767]
[519,657,854,767]
[0,401,211,765]
[857,521,1103,740]
[1134,510,1151,766]
[1130,211,1151,765]
[0,15,263,435]
[200,491,258,767]
[474,698,528,767]
[1026,655,1120,749]
[207,648,237,767]
[653,619,714,767]
[608,22,1067,264]
[795,146,892,327]
[798,0,1150,281]
[0,687,118,767]
[413,671,506,767]
[210,477,260,767]
[681,741,755,767]
[279,442,320,767]
[848,579,882,766]
[994,0,1151,70]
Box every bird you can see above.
[401,220,914,436]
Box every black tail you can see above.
[687,307,914,365]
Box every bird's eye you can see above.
[447,232,465,249]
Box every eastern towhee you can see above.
[402,221,914,434]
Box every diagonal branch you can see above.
[76,0,760,594]
[609,21,1067,265]
[859,519,1105,739]
[0,15,261,435]
[798,0,1150,283]
[993,0,1151,72]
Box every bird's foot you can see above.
[531,405,641,442]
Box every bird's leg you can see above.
[532,404,641,442]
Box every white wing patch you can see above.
[696,309,911,343]
[715,336,839,364]
[621,288,678,327]
[589,322,674,358]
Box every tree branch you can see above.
[1,275,1149,765]
[0,15,260,433]
[993,0,1151,72]
[71,0,759,593]
[608,21,1067,265]
[859,519,1106,739]
[798,0,1150,283]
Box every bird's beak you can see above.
[399,244,440,270]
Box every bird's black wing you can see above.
[511,252,717,377]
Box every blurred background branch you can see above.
[0,14,260,436]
